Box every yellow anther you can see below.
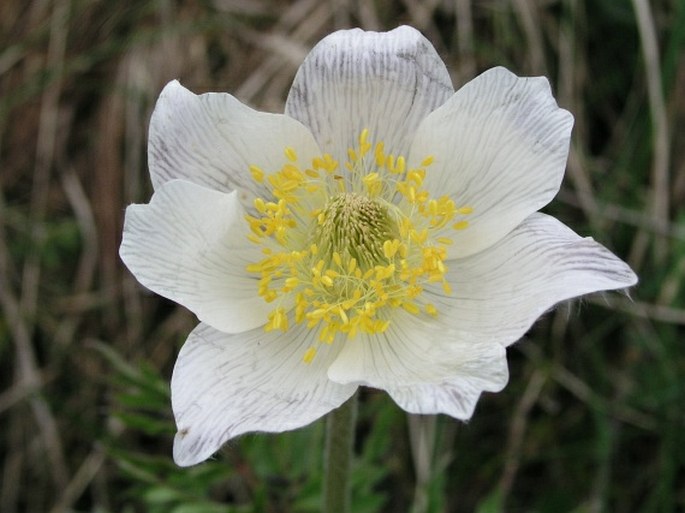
[395,156,406,175]
[383,239,401,259]
[263,290,278,302]
[303,347,317,363]
[322,154,338,172]
[246,263,262,273]
[265,308,288,332]
[382,240,393,259]
[362,302,376,316]
[452,221,469,230]
[408,169,425,184]
[308,308,327,320]
[249,165,265,183]
[375,320,390,333]
[374,263,395,281]
[254,198,267,213]
[362,172,380,188]
[374,142,386,168]
[320,324,337,344]
[282,163,302,179]
[411,228,428,244]
[402,301,420,314]
[284,277,299,290]
[338,306,349,324]
[421,156,434,167]
[425,303,438,317]
[387,155,395,173]
[284,147,298,162]
[359,128,369,145]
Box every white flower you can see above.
[120,26,637,467]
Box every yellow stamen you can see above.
[243,129,473,362]
[303,347,317,364]
[249,165,265,183]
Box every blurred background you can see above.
[1,0,683,512]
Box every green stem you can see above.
[323,393,358,513]
[408,414,437,513]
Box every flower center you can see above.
[314,192,396,270]
[244,129,472,363]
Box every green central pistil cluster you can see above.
[244,129,472,363]
[315,192,397,270]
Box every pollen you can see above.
[244,129,472,362]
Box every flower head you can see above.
[120,26,637,466]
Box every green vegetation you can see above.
[1,0,683,512]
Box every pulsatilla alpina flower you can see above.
[120,26,637,466]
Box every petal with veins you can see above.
[286,25,453,168]
[327,310,507,418]
[120,180,270,334]
[149,80,321,198]
[172,322,357,466]
[424,213,638,347]
[410,67,574,258]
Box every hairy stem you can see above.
[323,393,358,513]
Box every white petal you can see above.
[386,365,508,419]
[171,322,356,466]
[426,213,638,346]
[149,80,321,194]
[327,309,508,414]
[410,67,574,258]
[120,180,270,334]
[285,26,453,167]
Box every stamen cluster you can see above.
[245,130,471,362]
